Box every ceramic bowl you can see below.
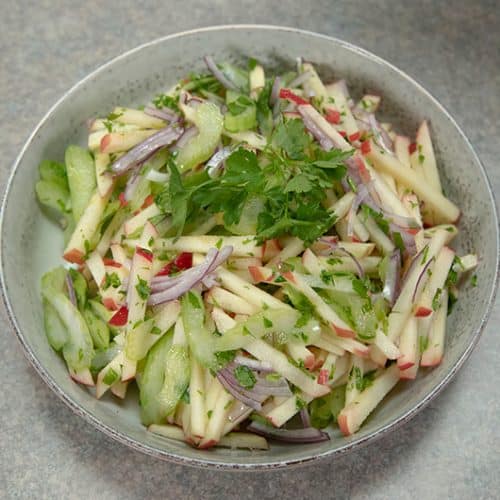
[1,25,498,470]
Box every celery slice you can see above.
[176,102,223,172]
[65,145,96,221]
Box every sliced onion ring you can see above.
[110,125,183,175]
[247,421,330,443]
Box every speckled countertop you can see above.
[1,1,499,499]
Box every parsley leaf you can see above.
[103,272,121,290]
[135,277,151,301]
[233,365,257,389]
[272,119,311,160]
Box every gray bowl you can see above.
[1,25,498,470]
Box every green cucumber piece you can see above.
[65,145,96,221]
[157,344,190,417]
[225,195,265,235]
[224,93,257,132]
[181,290,216,368]
[83,308,110,350]
[68,268,87,310]
[35,180,70,215]
[213,308,321,353]
[139,330,174,426]
[176,102,223,172]
[43,299,68,351]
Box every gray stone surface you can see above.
[0,1,498,498]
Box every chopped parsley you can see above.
[150,326,162,335]
[233,365,257,389]
[421,245,430,264]
[180,387,190,404]
[471,274,478,287]
[103,272,121,290]
[152,93,179,111]
[263,317,273,328]
[320,269,335,285]
[187,290,202,309]
[103,368,119,386]
[214,350,236,368]
[157,120,351,245]
[419,335,429,354]
[432,288,442,311]
[135,277,151,301]
[295,396,307,410]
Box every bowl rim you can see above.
[1,24,498,471]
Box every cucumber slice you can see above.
[65,145,96,221]
[181,290,216,368]
[83,308,110,350]
[156,344,190,417]
[68,268,87,310]
[176,102,223,172]
[139,330,174,426]
[35,180,70,214]
[224,93,257,132]
[43,299,68,351]
[225,195,264,235]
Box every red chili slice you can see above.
[409,142,417,154]
[109,306,128,326]
[279,88,309,106]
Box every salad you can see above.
[36,56,477,450]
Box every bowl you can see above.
[1,25,498,470]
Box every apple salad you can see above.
[36,57,477,450]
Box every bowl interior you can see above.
[1,26,498,469]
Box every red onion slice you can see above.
[201,272,218,290]
[148,246,233,305]
[65,273,77,307]
[389,223,417,257]
[204,55,239,91]
[216,370,265,411]
[316,236,339,256]
[217,362,292,407]
[338,248,365,279]
[171,126,198,151]
[124,168,141,201]
[269,76,281,107]
[206,146,233,178]
[298,106,336,151]
[111,125,183,175]
[316,236,364,278]
[366,113,393,154]
[144,106,179,122]
[411,257,434,302]
[247,421,330,443]
[347,182,371,237]
[299,407,312,428]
